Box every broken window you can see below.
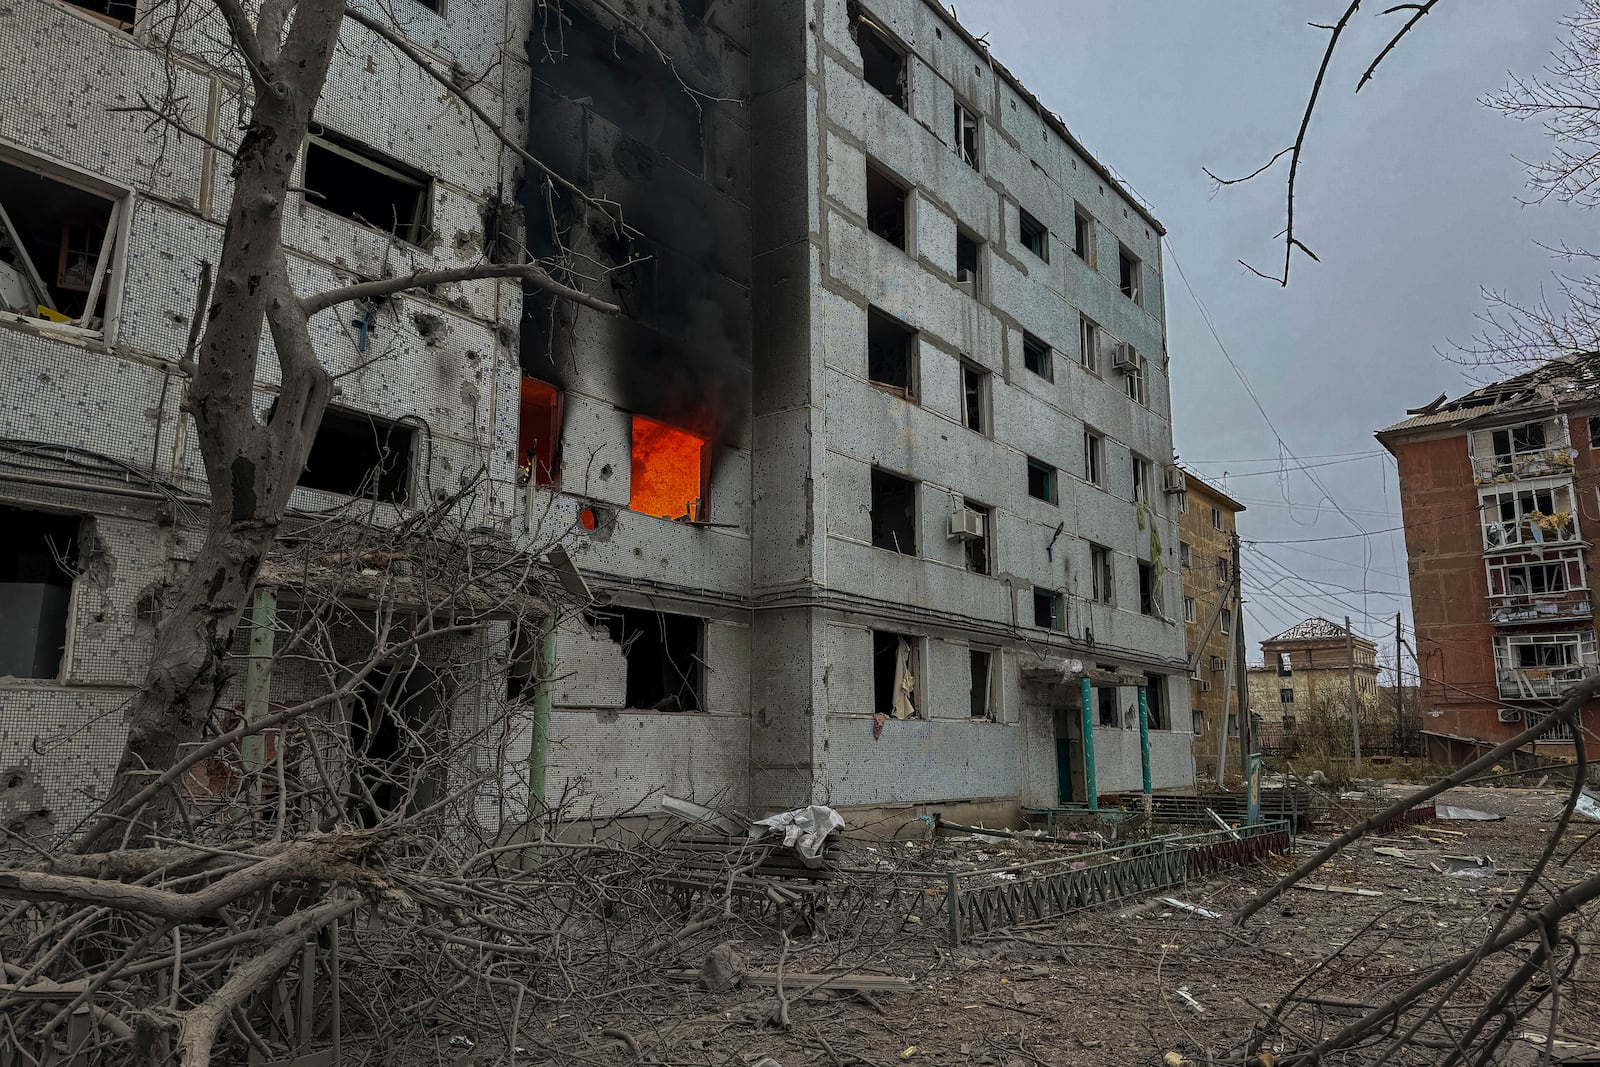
[1073,206,1093,264]
[1090,543,1113,604]
[60,0,135,30]
[1123,352,1149,405]
[518,377,562,488]
[1145,675,1168,729]
[1097,686,1118,727]
[1079,316,1100,373]
[1119,246,1141,304]
[630,414,709,521]
[954,100,980,169]
[1138,561,1157,616]
[1280,688,1294,704]
[1083,429,1103,486]
[970,648,994,718]
[1486,552,1584,601]
[588,607,705,711]
[955,226,982,298]
[1183,596,1196,623]
[0,155,126,332]
[300,408,414,503]
[1220,608,1232,634]
[866,161,909,250]
[1481,480,1579,550]
[960,361,989,434]
[1026,457,1057,504]
[961,499,992,574]
[1492,422,1546,465]
[303,132,432,245]
[1033,588,1063,631]
[0,506,80,679]
[1179,541,1191,568]
[1131,455,1152,503]
[873,630,919,718]
[1022,330,1052,380]
[1018,208,1048,261]
[854,9,907,110]
[866,306,916,398]
[1278,652,1293,675]
[870,467,917,555]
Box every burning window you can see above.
[303,132,432,245]
[1019,208,1048,261]
[630,415,709,522]
[0,155,126,332]
[970,648,995,719]
[0,506,80,680]
[870,468,917,555]
[866,161,908,250]
[1023,331,1052,380]
[866,306,916,398]
[518,377,562,488]
[956,227,982,297]
[872,630,919,719]
[589,607,705,711]
[300,408,414,504]
[1033,588,1063,631]
[853,9,907,110]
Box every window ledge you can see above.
[0,313,109,349]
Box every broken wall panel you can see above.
[544,708,749,819]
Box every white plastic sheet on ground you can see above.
[1577,789,1600,823]
[750,804,844,863]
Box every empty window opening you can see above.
[1090,543,1113,604]
[300,408,414,504]
[1083,429,1103,485]
[1492,422,1546,465]
[866,306,916,398]
[1590,416,1600,450]
[1022,330,1052,380]
[1280,688,1295,704]
[1131,455,1152,503]
[1026,457,1057,504]
[873,630,920,718]
[630,414,710,521]
[1138,561,1157,616]
[0,506,80,680]
[1073,207,1093,264]
[870,468,917,555]
[1018,208,1048,261]
[955,101,980,168]
[970,648,994,718]
[518,377,562,488]
[959,499,992,574]
[955,227,982,297]
[0,156,125,330]
[1146,674,1168,729]
[1097,686,1118,727]
[854,11,907,109]
[303,132,432,245]
[588,607,705,711]
[960,361,988,434]
[1033,588,1064,631]
[866,162,909,250]
[59,0,136,30]
[348,661,450,823]
[1183,596,1196,623]
[1079,316,1100,372]
[1118,246,1141,303]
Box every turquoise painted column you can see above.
[1137,684,1152,816]
[1079,677,1096,811]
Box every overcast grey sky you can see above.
[960,0,1584,672]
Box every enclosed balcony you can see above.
[1479,478,1580,552]
[1469,416,1574,485]
[1493,629,1599,699]
[1486,549,1593,625]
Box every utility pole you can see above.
[1346,615,1362,773]
[1233,532,1251,776]
[1394,612,1404,755]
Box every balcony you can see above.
[1469,417,1575,486]
[1479,478,1580,553]
[1493,630,1599,700]
[1486,549,1592,625]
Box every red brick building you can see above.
[1377,354,1600,766]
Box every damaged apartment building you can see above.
[0,0,1194,836]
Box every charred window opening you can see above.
[866,306,916,398]
[955,100,980,169]
[962,499,992,574]
[300,408,414,504]
[303,132,432,245]
[870,468,917,555]
[853,9,907,110]
[60,0,135,30]
[866,162,908,250]
[1026,457,1057,504]
[519,377,562,488]
[1018,208,1048,261]
[1022,330,1052,380]
[0,506,80,679]
[630,414,710,521]
[872,630,919,719]
[970,648,994,719]
[960,361,988,434]
[1097,686,1118,727]
[1138,561,1157,616]
[0,156,125,330]
[589,607,704,711]
[1146,674,1169,729]
[1032,587,1063,631]
[538,6,704,173]
[955,227,982,297]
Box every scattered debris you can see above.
[1293,883,1383,897]
[675,970,913,994]
[1160,897,1222,919]
[1577,789,1600,822]
[1204,808,1242,840]
[1435,803,1504,821]
[661,794,747,835]
[1436,855,1497,878]
[1373,846,1409,859]
[1175,986,1206,1016]
[750,805,845,864]
[699,943,747,992]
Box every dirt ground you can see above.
[508,785,1600,1067]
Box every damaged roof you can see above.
[1378,351,1600,442]
[1263,616,1370,645]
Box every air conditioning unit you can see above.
[956,268,976,296]
[1112,342,1136,372]
[1210,656,1225,671]
[1162,466,1187,494]
[948,508,985,540]
[1497,708,1524,723]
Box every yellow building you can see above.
[1178,470,1245,776]
[1247,617,1382,727]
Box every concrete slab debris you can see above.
[1435,804,1504,821]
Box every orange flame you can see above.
[630,415,707,521]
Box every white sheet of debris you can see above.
[751,804,844,863]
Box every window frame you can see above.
[869,466,919,556]
[1026,457,1058,505]
[302,131,433,246]
[1183,596,1196,623]
[1079,315,1100,374]
[1280,688,1295,704]
[872,629,923,719]
[969,647,997,719]
[959,359,990,435]
[1211,506,1223,530]
[866,305,918,400]
[1022,330,1053,381]
[1220,607,1232,634]
[854,10,909,110]
[1018,207,1049,262]
[1138,560,1158,616]
[954,98,981,170]
[962,498,993,575]
[1090,543,1114,604]
[955,224,983,299]
[1131,454,1152,504]
[1118,244,1141,305]
[1032,587,1065,631]
[864,159,911,252]
[1073,206,1094,265]
[1083,429,1103,486]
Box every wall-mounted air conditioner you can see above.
[948,508,985,540]
[1112,342,1136,372]
[1162,466,1187,494]
[1497,708,1523,723]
